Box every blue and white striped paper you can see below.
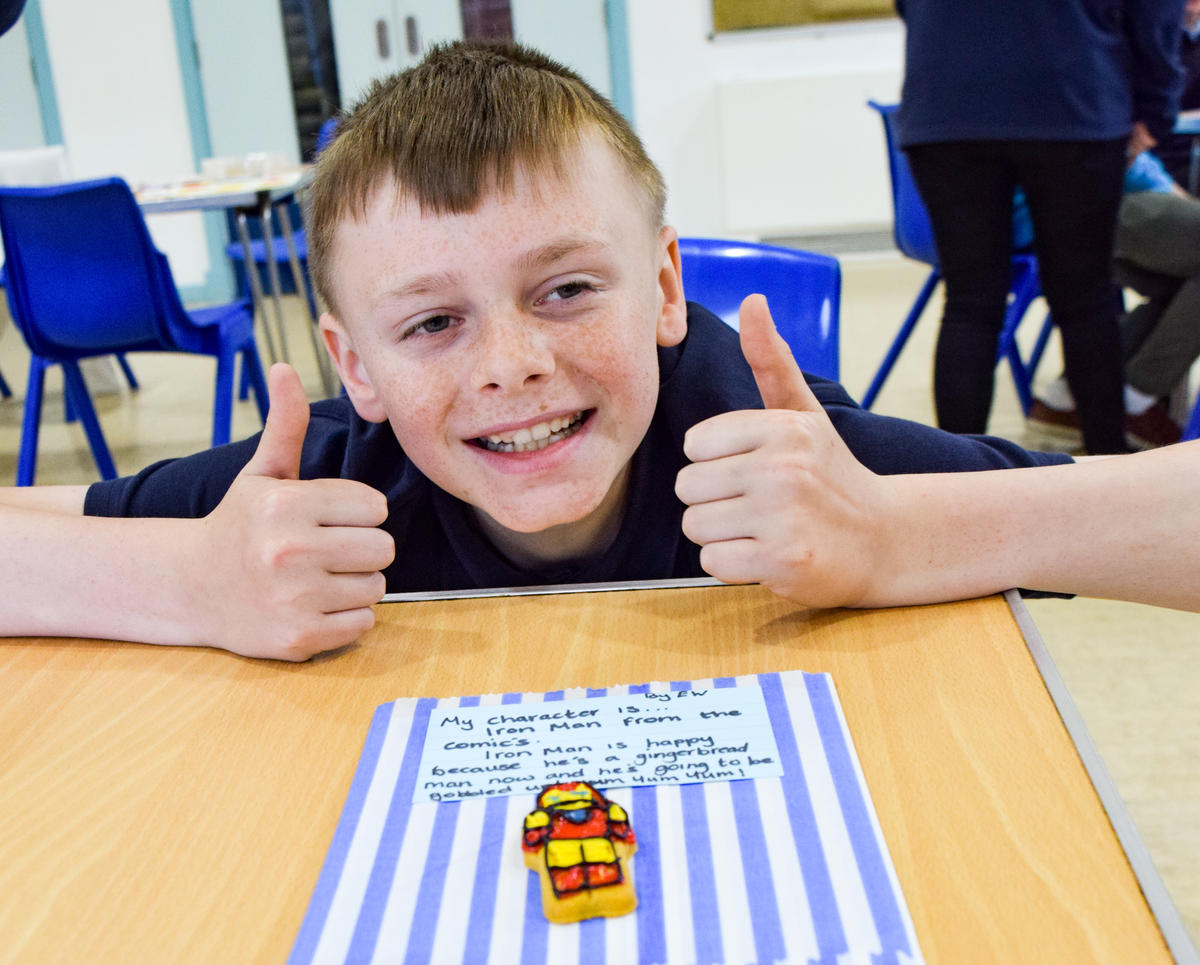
[290,672,924,965]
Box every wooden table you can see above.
[0,585,1192,963]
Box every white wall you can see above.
[0,18,45,150]
[512,0,611,98]
[625,1,903,239]
[191,0,299,162]
[37,0,209,286]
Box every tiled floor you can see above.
[0,253,1196,946]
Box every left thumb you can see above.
[739,294,824,412]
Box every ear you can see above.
[319,313,388,423]
[655,225,688,347]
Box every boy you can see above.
[2,41,1198,660]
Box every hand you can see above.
[193,363,395,659]
[675,295,890,608]
[1127,120,1156,161]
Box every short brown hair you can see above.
[307,40,667,315]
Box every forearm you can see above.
[0,484,89,514]
[0,362,392,659]
[867,443,1200,610]
[0,505,207,644]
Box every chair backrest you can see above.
[677,237,840,381]
[0,145,70,274]
[867,101,938,266]
[0,177,186,357]
[316,116,340,154]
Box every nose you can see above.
[470,309,556,392]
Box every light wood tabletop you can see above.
[0,585,1185,963]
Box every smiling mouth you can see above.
[473,410,591,453]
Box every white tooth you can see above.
[512,427,533,445]
[489,434,505,444]
[531,422,550,441]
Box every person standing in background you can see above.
[895,0,1184,454]
[1147,0,1200,188]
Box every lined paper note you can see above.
[416,684,783,802]
[290,672,924,965]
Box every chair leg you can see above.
[998,259,1043,416]
[212,348,237,448]
[996,260,1038,362]
[116,353,139,390]
[861,268,941,410]
[241,345,270,424]
[238,357,251,401]
[17,358,47,486]
[1184,393,1200,442]
[1027,314,1055,385]
[61,361,117,480]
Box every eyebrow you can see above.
[380,271,459,302]
[514,237,610,273]
[375,236,611,307]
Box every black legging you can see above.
[906,138,1128,453]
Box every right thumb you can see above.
[242,363,309,480]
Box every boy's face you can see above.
[321,133,687,563]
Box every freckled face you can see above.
[321,135,686,548]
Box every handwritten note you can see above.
[413,685,783,803]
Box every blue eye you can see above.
[420,315,452,333]
[403,314,455,339]
[544,281,595,303]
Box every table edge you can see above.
[136,167,312,214]
[1005,589,1199,964]
[380,575,726,602]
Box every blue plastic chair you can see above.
[861,101,1053,414]
[1183,403,1200,441]
[0,270,12,399]
[678,237,840,381]
[0,177,269,485]
[0,144,139,403]
[315,116,340,153]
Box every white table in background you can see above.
[137,167,337,396]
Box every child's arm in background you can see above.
[0,364,394,659]
[676,295,1200,612]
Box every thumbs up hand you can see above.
[675,295,888,608]
[195,363,395,660]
